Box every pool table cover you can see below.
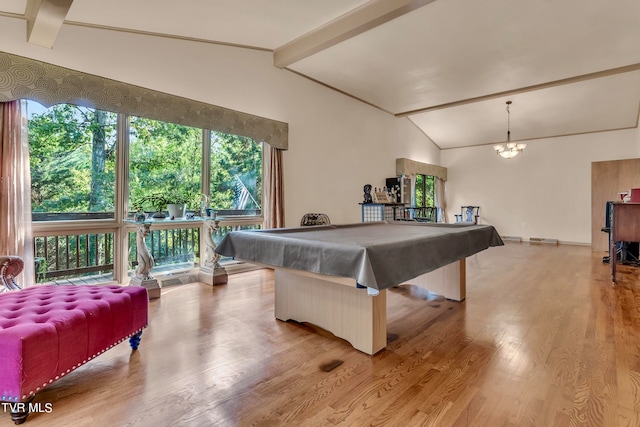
[215,222,503,291]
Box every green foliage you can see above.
[415,174,435,207]
[28,102,263,216]
[28,103,117,213]
[128,116,203,211]
[210,132,262,210]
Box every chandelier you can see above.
[493,101,526,159]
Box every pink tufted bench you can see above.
[0,284,148,424]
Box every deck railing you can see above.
[32,213,262,284]
[34,233,114,282]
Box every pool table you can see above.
[216,222,503,354]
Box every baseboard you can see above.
[529,237,559,245]
[557,241,591,247]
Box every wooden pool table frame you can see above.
[273,258,465,355]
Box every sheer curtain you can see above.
[0,100,34,286]
[263,143,284,229]
[435,177,447,223]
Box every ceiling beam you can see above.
[25,0,74,48]
[273,0,437,68]
[396,63,640,117]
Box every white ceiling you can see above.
[2,0,639,150]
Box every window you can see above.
[28,101,117,220]
[209,132,262,216]
[415,174,435,208]
[26,101,264,284]
[129,116,202,214]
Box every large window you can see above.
[26,101,263,284]
[28,102,264,219]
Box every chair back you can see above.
[455,206,480,224]
[300,213,331,226]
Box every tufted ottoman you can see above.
[0,285,148,424]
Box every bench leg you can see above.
[10,397,34,425]
[129,331,143,350]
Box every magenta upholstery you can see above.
[0,285,148,403]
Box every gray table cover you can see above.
[215,222,504,291]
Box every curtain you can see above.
[0,100,34,287]
[409,175,417,219]
[435,177,447,223]
[263,143,284,229]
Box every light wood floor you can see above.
[4,243,640,427]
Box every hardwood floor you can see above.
[4,243,640,427]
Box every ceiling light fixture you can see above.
[493,101,526,159]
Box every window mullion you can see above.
[201,129,211,205]
[114,113,130,284]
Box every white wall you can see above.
[0,17,440,226]
[6,15,634,241]
[441,128,640,244]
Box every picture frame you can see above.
[373,189,390,203]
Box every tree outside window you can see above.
[128,116,202,213]
[28,101,117,218]
[210,132,262,215]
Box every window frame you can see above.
[27,104,264,284]
[414,174,435,208]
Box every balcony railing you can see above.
[128,227,200,269]
[34,233,114,282]
[32,213,262,284]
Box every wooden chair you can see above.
[455,206,480,224]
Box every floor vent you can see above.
[156,270,200,288]
[501,236,522,242]
[529,237,559,245]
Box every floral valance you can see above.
[0,51,288,149]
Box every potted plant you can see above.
[167,189,199,219]
[133,192,171,219]
[132,190,196,219]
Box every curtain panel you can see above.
[0,100,34,286]
[263,144,284,229]
[435,177,447,223]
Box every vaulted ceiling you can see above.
[2,0,639,150]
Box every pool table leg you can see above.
[274,269,387,355]
[409,258,466,301]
